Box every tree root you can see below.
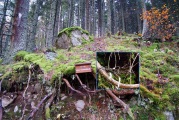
[27,90,54,120]
[102,84,134,120]
[97,61,139,89]
[75,74,96,93]
[45,89,56,119]
[20,64,33,120]
[62,78,85,96]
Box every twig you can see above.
[75,74,96,93]
[62,78,85,96]
[108,52,112,69]
[129,53,139,84]
[23,64,32,98]
[28,92,53,120]
[20,64,33,120]
[97,61,139,89]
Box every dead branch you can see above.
[20,64,33,120]
[97,61,139,89]
[112,89,135,95]
[27,91,54,120]
[45,89,56,109]
[45,89,56,119]
[23,64,32,98]
[75,74,96,93]
[105,87,134,120]
[62,78,85,96]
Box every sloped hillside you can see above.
[0,30,179,119]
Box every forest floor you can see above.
[0,34,179,120]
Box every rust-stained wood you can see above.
[75,63,92,73]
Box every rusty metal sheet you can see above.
[75,63,92,73]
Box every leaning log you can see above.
[97,61,139,89]
[102,84,134,120]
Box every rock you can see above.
[45,86,52,93]
[31,101,36,109]
[2,93,17,108]
[74,100,85,112]
[56,33,71,49]
[56,28,90,49]
[45,52,57,60]
[0,73,3,77]
[164,111,174,120]
[34,83,42,93]
[82,34,89,41]
[14,106,18,113]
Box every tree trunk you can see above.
[98,0,102,37]
[53,0,61,46]
[27,0,43,52]
[4,0,29,63]
[46,0,56,48]
[81,0,85,29]
[142,0,148,38]
[121,1,125,32]
[111,0,115,34]
[136,0,142,34]
[0,0,9,56]
[85,0,89,31]
[107,0,111,34]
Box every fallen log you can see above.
[103,85,134,120]
[97,61,139,89]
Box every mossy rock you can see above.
[56,27,93,49]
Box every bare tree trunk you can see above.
[136,0,142,34]
[3,0,29,63]
[53,0,61,46]
[98,0,102,37]
[0,0,9,56]
[27,0,43,52]
[107,0,111,33]
[142,0,148,38]
[46,0,56,48]
[121,1,125,32]
[110,0,115,34]
[85,0,89,31]
[81,0,85,29]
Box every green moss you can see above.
[0,58,2,64]
[56,53,68,61]
[45,107,51,119]
[140,85,160,102]
[12,61,30,72]
[14,51,29,61]
[170,75,179,82]
[24,53,43,62]
[58,26,89,37]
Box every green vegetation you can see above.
[1,29,179,119]
[58,26,89,37]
